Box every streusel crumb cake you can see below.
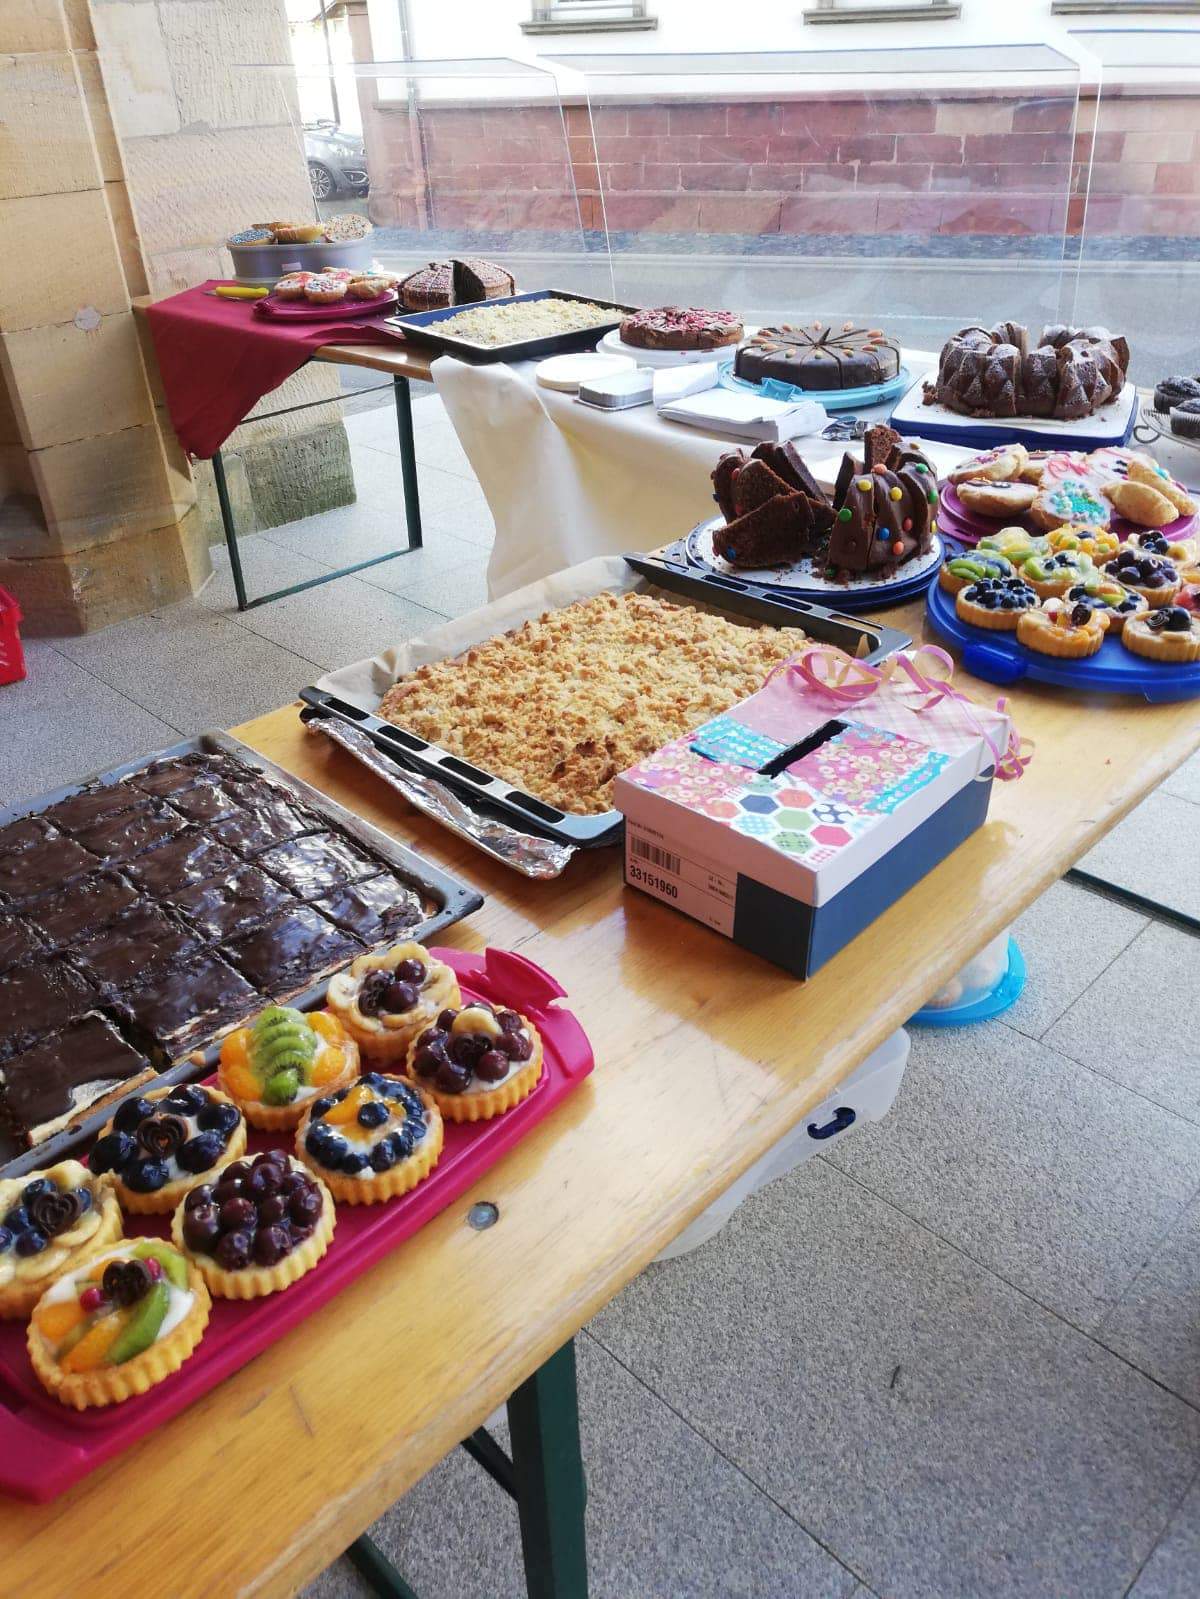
[377,591,809,815]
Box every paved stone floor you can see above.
[4,393,1199,1598]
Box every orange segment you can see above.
[59,1313,123,1374]
[309,1011,344,1044]
[36,1299,86,1342]
[223,1062,260,1103]
[322,1082,370,1124]
[311,1044,350,1086]
[220,1029,250,1072]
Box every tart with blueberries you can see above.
[27,1237,209,1410]
[171,1151,335,1298]
[936,551,1014,597]
[298,1074,443,1204]
[1102,552,1182,606]
[1016,597,1109,659]
[90,1083,247,1216]
[1061,578,1147,635]
[405,1003,543,1124]
[218,1006,359,1131]
[1018,549,1096,600]
[0,1160,122,1320]
[955,575,1039,632]
[1121,604,1200,664]
[325,940,461,1064]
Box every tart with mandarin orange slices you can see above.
[218,1006,359,1131]
[404,1002,543,1124]
[297,1074,443,1204]
[27,1237,209,1409]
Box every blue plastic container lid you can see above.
[910,938,1026,1027]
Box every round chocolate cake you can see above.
[734,322,901,391]
[398,257,515,312]
[930,322,1130,422]
[619,306,743,352]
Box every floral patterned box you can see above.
[613,651,1011,978]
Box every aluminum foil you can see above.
[304,715,576,879]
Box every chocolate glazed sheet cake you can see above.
[0,734,481,1177]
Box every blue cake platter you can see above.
[910,939,1027,1027]
[890,373,1139,451]
[720,366,913,414]
[926,574,1200,703]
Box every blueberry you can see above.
[15,1229,47,1257]
[369,1140,397,1173]
[340,1149,370,1176]
[254,1226,290,1267]
[183,1205,220,1253]
[395,958,425,985]
[357,1101,389,1130]
[88,1131,135,1175]
[113,1095,155,1134]
[4,1205,30,1234]
[197,1102,241,1136]
[177,1133,225,1174]
[361,1073,385,1089]
[23,1178,53,1200]
[259,1195,287,1225]
[75,1187,92,1214]
[247,1162,283,1198]
[393,1124,416,1159]
[311,1096,335,1118]
[289,1188,322,1226]
[304,1125,327,1159]
[125,1158,169,1194]
[0,1227,12,1254]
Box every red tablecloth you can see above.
[145,281,408,459]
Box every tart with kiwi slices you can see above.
[89,1082,247,1216]
[0,1160,122,1321]
[325,940,461,1065]
[405,1002,543,1124]
[937,551,1014,596]
[27,1238,209,1410]
[298,1075,443,1204]
[218,1006,359,1131]
[172,1150,335,1297]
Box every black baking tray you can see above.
[0,732,483,1179]
[298,559,911,855]
[383,287,638,364]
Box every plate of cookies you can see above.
[927,534,1200,701]
[254,270,398,320]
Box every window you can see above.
[522,0,657,34]
[804,0,961,21]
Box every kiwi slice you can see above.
[250,1008,316,1084]
[107,1280,169,1365]
[132,1239,188,1290]
[263,1067,300,1106]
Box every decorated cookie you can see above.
[1046,523,1119,562]
[1102,552,1182,605]
[1019,549,1097,599]
[89,1083,247,1215]
[324,941,461,1065]
[27,1238,209,1410]
[977,527,1049,563]
[405,1003,543,1124]
[1031,477,1111,532]
[937,552,1015,595]
[218,1007,360,1131]
[947,444,1027,485]
[1125,456,1198,518]
[303,274,347,304]
[298,1074,443,1204]
[1017,597,1109,659]
[1062,580,1147,634]
[955,576,1039,631]
[273,272,314,300]
[1121,605,1200,663]
[171,1151,334,1298]
[955,478,1038,518]
[1018,450,1053,485]
[0,1161,122,1320]
[1104,479,1178,529]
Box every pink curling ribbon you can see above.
[768,644,1032,781]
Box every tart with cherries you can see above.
[27,1238,209,1409]
[325,941,461,1064]
[218,1006,359,1131]
[298,1074,443,1204]
[405,1003,543,1124]
[0,1161,122,1320]
[89,1083,247,1215]
[171,1151,335,1297]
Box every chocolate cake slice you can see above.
[0,957,96,1063]
[256,833,379,901]
[751,441,826,504]
[211,799,320,858]
[0,915,45,975]
[111,950,260,1061]
[0,830,98,905]
[169,778,245,824]
[40,782,143,836]
[313,875,425,944]
[168,864,297,942]
[730,458,798,518]
[0,1013,156,1147]
[224,905,363,996]
[122,830,241,896]
[712,495,809,568]
[72,902,204,992]
[711,449,747,522]
[28,868,140,946]
[0,815,53,858]
[72,799,189,865]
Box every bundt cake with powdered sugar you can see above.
[929,322,1129,422]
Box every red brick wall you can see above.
[361,92,1200,239]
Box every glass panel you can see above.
[541,45,1081,356]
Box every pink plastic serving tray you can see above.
[253,288,398,321]
[938,480,1197,549]
[0,946,593,1502]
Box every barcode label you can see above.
[630,836,681,874]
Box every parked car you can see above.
[304,122,369,200]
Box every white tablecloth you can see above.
[434,349,973,600]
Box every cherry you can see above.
[382,981,419,1013]
[434,1059,472,1095]
[259,1195,287,1225]
[183,1204,221,1252]
[184,1184,214,1212]
[475,1049,510,1083]
[395,958,425,985]
[289,1189,322,1227]
[219,1197,255,1232]
[253,1226,289,1267]
[215,1230,252,1271]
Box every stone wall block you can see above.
[1,312,152,450]
[0,51,99,199]
[0,189,129,331]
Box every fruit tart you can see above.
[1101,552,1182,606]
[937,551,1014,596]
[1119,528,1197,568]
[89,1083,247,1215]
[976,527,1049,564]
[955,575,1039,631]
[1016,597,1110,659]
[298,1074,443,1204]
[0,1161,122,1320]
[1061,578,1147,635]
[405,1003,543,1124]
[1045,523,1119,563]
[1121,604,1200,663]
[1019,549,1096,600]
[218,1006,359,1131]
[171,1151,334,1297]
[27,1238,209,1409]
[325,941,461,1064]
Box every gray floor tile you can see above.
[1005,880,1147,1041]
[227,570,445,674]
[352,445,483,521]
[355,532,487,599]
[1162,750,1200,807]
[393,567,492,619]
[432,494,497,550]
[1077,789,1200,921]
[347,407,476,479]
[304,1335,856,1599]
[590,1160,1200,1599]
[824,1022,1200,1329]
[1045,922,1200,1123]
[55,601,324,732]
[1128,1477,1200,1599]
[1096,1193,1200,1407]
[197,534,339,614]
[0,641,181,807]
[258,501,482,594]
